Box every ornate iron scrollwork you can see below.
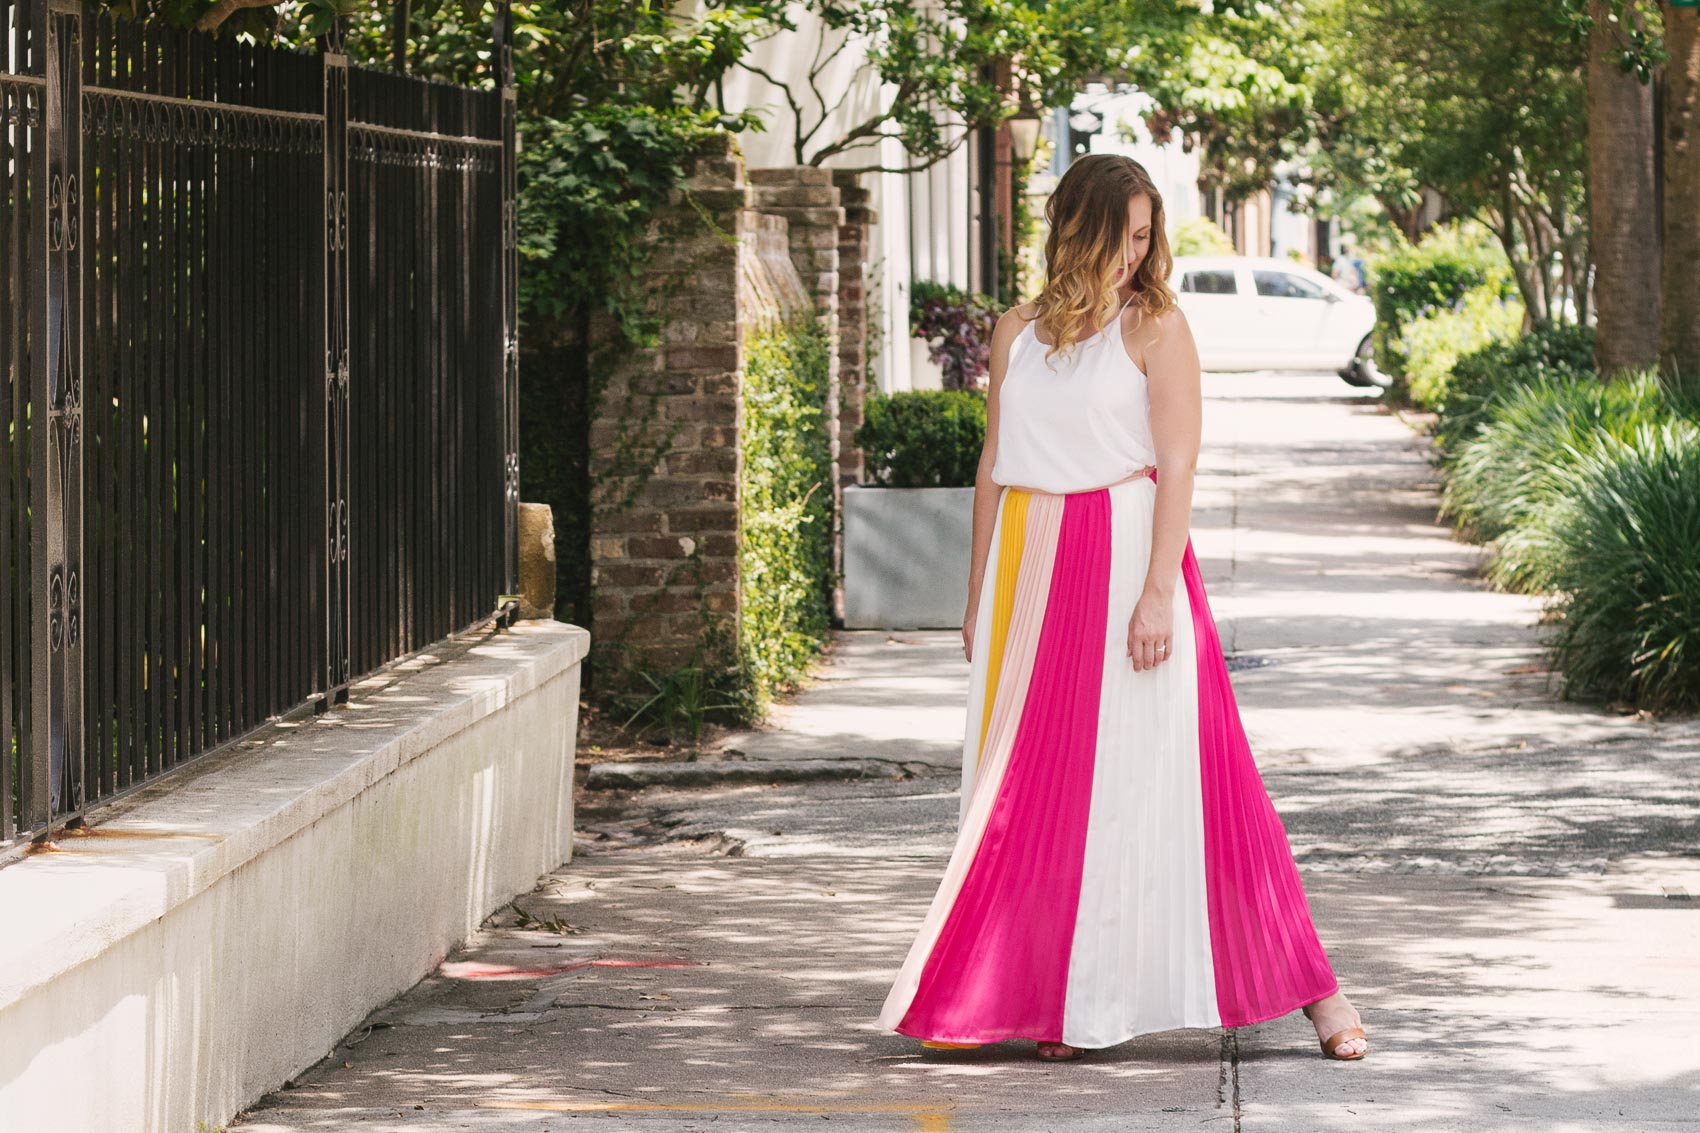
[66,569,79,648]
[47,172,62,251]
[64,174,78,252]
[49,566,63,652]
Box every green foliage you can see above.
[1428,325,1700,714]
[82,0,343,42]
[739,317,836,718]
[615,632,746,744]
[749,0,1192,171]
[1367,224,1517,392]
[1441,370,1673,592]
[1369,224,1515,338]
[910,282,1002,390]
[338,1,773,115]
[1141,0,1603,319]
[999,154,1037,302]
[1400,289,1526,410]
[1322,0,1588,324]
[1434,323,1597,458]
[1555,0,1666,83]
[488,3,759,635]
[515,107,735,337]
[856,389,987,488]
[1170,215,1236,257]
[1132,1,1323,201]
[1543,421,1700,713]
[587,315,833,732]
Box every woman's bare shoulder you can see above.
[997,302,1040,334]
[1122,301,1197,374]
[990,304,1038,361]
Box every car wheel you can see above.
[1345,334,1389,389]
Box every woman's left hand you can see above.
[1126,593,1174,672]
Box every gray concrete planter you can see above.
[843,484,975,629]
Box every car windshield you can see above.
[1254,270,1327,300]
[1181,269,1237,295]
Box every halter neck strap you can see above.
[1026,292,1137,348]
[1099,291,1136,332]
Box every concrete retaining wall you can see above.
[0,620,589,1133]
[842,485,974,629]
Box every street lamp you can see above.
[1007,105,1042,164]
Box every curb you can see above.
[582,757,935,790]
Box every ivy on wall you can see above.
[738,316,836,718]
[515,115,740,634]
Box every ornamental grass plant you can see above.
[1440,370,1672,593]
[1543,422,1700,712]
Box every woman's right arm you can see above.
[963,306,1029,662]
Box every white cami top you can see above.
[989,299,1157,494]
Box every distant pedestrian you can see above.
[877,153,1369,1064]
[1332,251,1368,294]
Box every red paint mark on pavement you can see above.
[440,958,701,981]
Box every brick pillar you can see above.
[832,170,875,489]
[588,141,751,684]
[749,167,845,621]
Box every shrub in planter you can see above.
[1441,370,1672,592]
[855,388,986,488]
[910,281,1002,390]
[1434,323,1596,461]
[1545,421,1700,712]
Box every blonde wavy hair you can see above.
[1033,154,1177,367]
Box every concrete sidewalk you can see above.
[239,375,1700,1131]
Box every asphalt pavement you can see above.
[237,374,1700,1132]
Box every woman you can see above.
[875,154,1368,1063]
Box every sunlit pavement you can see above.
[238,373,1700,1131]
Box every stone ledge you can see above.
[0,620,589,1016]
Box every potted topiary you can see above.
[844,388,987,628]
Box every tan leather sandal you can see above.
[1036,1041,1088,1061]
[1320,1026,1368,1060]
[921,1040,983,1050]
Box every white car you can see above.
[1168,255,1384,387]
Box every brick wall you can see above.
[749,167,846,620]
[588,143,748,679]
[833,170,875,490]
[586,142,812,688]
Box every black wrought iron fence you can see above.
[2,0,520,847]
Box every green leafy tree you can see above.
[1320,0,1591,325]
[1131,1,1324,204]
[738,0,1200,172]
[1139,0,1589,326]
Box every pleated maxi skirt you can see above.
[877,475,1339,1049]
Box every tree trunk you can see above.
[1663,3,1700,394]
[1493,194,1542,327]
[1588,0,1661,376]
